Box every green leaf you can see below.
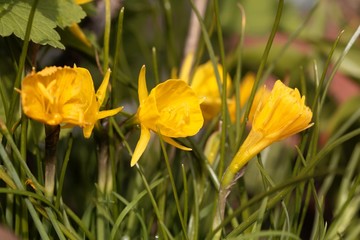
[0,0,86,49]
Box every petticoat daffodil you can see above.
[21,66,123,138]
[180,54,232,120]
[222,80,313,187]
[130,65,204,166]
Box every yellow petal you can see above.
[138,65,148,104]
[69,23,92,47]
[203,130,220,165]
[82,124,95,139]
[75,0,92,4]
[179,52,194,83]
[191,62,232,99]
[97,107,123,120]
[190,61,232,120]
[131,125,151,166]
[162,136,192,151]
[96,69,111,106]
[81,105,123,139]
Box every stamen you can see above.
[37,82,54,104]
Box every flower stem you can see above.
[44,125,60,200]
[159,137,189,240]
[7,0,39,128]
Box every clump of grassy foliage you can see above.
[0,0,359,239]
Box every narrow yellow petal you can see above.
[162,136,192,151]
[96,69,111,106]
[69,23,92,47]
[75,0,92,4]
[179,52,194,82]
[131,125,151,166]
[138,65,148,104]
[83,124,95,139]
[97,107,123,120]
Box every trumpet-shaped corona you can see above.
[130,66,204,166]
[21,66,122,138]
[222,80,313,187]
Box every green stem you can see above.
[55,135,73,210]
[96,137,109,240]
[214,0,228,181]
[159,137,189,240]
[20,116,29,239]
[213,0,284,236]
[103,0,111,72]
[7,0,39,129]
[112,7,124,107]
[152,47,160,85]
[45,208,66,240]
[136,164,170,240]
[234,4,246,148]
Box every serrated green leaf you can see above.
[0,0,86,49]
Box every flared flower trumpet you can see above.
[130,65,204,166]
[21,66,123,138]
[222,80,313,187]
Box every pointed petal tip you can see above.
[130,125,151,167]
[130,158,137,167]
[138,65,148,103]
[162,136,192,151]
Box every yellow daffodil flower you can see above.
[222,80,313,187]
[21,66,123,138]
[180,53,232,120]
[130,66,204,166]
[228,73,270,123]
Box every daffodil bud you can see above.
[222,80,313,187]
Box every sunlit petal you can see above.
[97,107,124,120]
[75,0,92,4]
[96,69,111,106]
[69,23,92,47]
[179,52,194,83]
[138,65,148,104]
[162,136,192,151]
[189,61,232,120]
[131,125,151,166]
[83,124,95,139]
